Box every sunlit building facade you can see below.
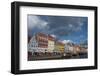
[48,35,55,53]
[55,41,64,53]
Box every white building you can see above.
[28,36,38,55]
[64,42,74,53]
[28,33,49,55]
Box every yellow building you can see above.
[54,42,60,53]
[54,41,64,53]
[59,42,64,53]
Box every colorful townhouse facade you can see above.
[58,42,64,53]
[48,35,55,53]
[28,35,38,55]
[54,41,64,53]
[35,33,48,53]
[28,33,65,55]
[28,33,48,55]
[73,45,81,54]
[28,33,86,56]
[64,42,74,53]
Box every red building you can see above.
[36,33,48,49]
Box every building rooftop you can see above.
[48,35,55,41]
[36,32,48,37]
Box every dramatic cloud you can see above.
[46,16,87,37]
[28,15,49,30]
[28,15,88,43]
[28,15,50,36]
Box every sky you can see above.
[28,15,88,44]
